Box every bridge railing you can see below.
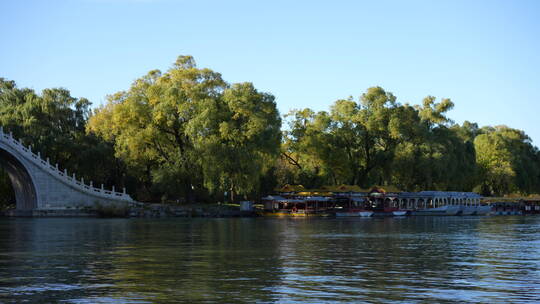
[0,128,133,202]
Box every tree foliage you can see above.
[87,56,281,202]
[0,78,122,187]
[474,126,540,196]
[280,84,540,197]
[0,78,125,208]
[1,58,539,204]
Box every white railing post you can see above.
[81,177,84,185]
[64,169,67,176]
[72,173,76,180]
[101,184,104,190]
[123,187,126,194]
[90,181,93,187]
[37,152,41,158]
[112,185,115,192]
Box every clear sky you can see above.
[1,0,539,146]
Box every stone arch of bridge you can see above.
[0,147,38,210]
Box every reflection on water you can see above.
[0,217,539,303]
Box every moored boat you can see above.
[392,210,408,216]
[411,205,461,216]
[261,194,335,217]
[459,205,477,215]
[475,205,492,215]
[261,187,487,218]
[335,209,374,217]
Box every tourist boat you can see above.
[332,188,409,217]
[411,205,461,216]
[369,207,409,217]
[520,199,540,215]
[359,211,374,217]
[362,188,409,217]
[261,195,334,217]
[335,210,374,217]
[459,205,477,215]
[261,187,486,217]
[392,210,408,216]
[395,191,484,216]
[458,204,492,215]
[333,195,376,217]
[489,202,523,215]
[475,205,492,215]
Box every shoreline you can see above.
[0,204,260,218]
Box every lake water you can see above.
[0,216,539,303]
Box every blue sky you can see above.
[1,0,539,146]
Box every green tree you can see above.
[284,87,403,187]
[88,56,281,202]
[0,78,122,192]
[192,83,281,201]
[475,126,540,196]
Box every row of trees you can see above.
[280,88,540,196]
[0,56,538,206]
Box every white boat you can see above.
[459,205,493,216]
[335,211,360,217]
[411,205,461,216]
[460,205,477,215]
[392,210,408,216]
[335,210,374,217]
[475,205,492,215]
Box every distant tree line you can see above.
[280,88,540,196]
[0,56,538,206]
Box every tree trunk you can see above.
[229,185,235,203]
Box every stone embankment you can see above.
[128,203,257,218]
[1,203,258,218]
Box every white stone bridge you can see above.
[0,127,134,215]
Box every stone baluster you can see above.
[112,185,115,192]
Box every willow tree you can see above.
[475,126,540,196]
[87,56,281,202]
[0,78,90,164]
[284,87,406,187]
[406,96,478,191]
[192,83,281,201]
[0,78,120,189]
